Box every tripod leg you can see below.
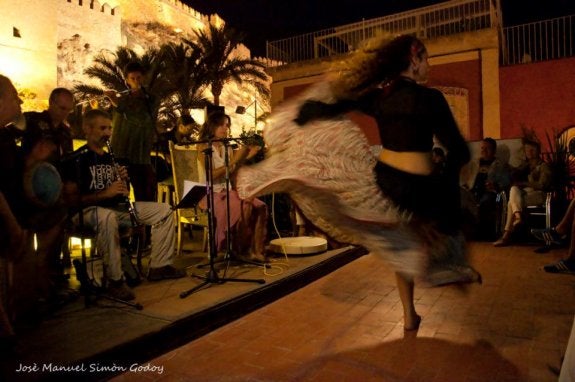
[180,279,212,298]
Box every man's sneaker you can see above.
[531,227,565,245]
[148,265,186,281]
[543,259,575,274]
[107,279,135,301]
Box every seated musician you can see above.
[60,109,185,301]
[197,111,268,263]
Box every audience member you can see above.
[0,78,70,328]
[22,87,75,162]
[17,88,76,301]
[494,139,552,246]
[105,62,158,202]
[0,74,25,344]
[197,111,268,263]
[61,109,185,301]
[460,137,510,239]
[531,198,575,274]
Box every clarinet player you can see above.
[61,109,185,301]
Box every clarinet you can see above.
[104,139,140,227]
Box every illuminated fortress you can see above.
[0,0,232,100]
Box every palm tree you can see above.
[157,42,210,126]
[74,46,163,103]
[192,23,269,106]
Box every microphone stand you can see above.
[180,138,265,299]
[221,139,268,270]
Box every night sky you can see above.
[184,0,575,56]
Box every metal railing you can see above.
[266,0,501,64]
[501,15,574,65]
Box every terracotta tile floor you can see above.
[111,241,575,382]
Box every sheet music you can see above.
[184,180,204,196]
[176,180,207,209]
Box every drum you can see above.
[23,161,63,208]
[269,236,328,255]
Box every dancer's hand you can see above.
[246,145,260,159]
[294,100,330,125]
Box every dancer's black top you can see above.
[295,77,470,234]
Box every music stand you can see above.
[180,139,265,299]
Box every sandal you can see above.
[543,260,575,274]
[531,227,565,245]
[493,234,511,247]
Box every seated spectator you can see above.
[61,109,185,301]
[531,198,575,274]
[460,138,510,239]
[494,138,552,246]
[197,111,268,263]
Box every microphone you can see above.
[62,147,90,161]
[116,89,131,97]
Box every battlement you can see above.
[64,0,119,16]
[160,0,208,22]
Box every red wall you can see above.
[500,57,575,142]
[427,59,482,141]
[281,59,482,144]
[280,56,575,146]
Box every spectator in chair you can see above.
[532,198,575,274]
[460,137,510,239]
[61,109,185,302]
[493,139,552,246]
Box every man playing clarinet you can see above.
[61,109,185,301]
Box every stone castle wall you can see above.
[0,0,60,97]
[56,0,122,90]
[0,0,213,99]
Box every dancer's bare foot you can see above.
[404,314,421,331]
[424,265,482,287]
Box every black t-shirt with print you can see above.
[61,145,125,208]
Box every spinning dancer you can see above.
[236,35,481,331]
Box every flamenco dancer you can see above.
[236,35,481,331]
